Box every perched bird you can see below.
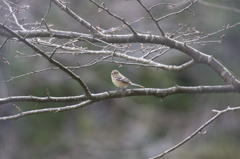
[111,70,144,90]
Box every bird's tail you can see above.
[131,82,145,88]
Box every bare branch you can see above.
[0,24,92,97]
[0,100,93,121]
[150,106,240,159]
[149,3,175,11]
[38,0,52,30]
[157,0,198,21]
[0,38,8,49]
[185,22,240,44]
[51,0,99,35]
[0,53,10,65]
[0,3,240,156]
[3,0,26,30]
[137,0,165,36]
[2,24,240,86]
[89,0,137,35]
[2,67,59,82]
[0,85,236,106]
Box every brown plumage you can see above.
[111,70,144,90]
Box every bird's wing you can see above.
[115,77,131,84]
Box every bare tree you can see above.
[0,0,240,158]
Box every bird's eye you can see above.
[114,72,118,74]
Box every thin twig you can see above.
[2,67,59,82]
[2,8,17,26]
[157,0,198,21]
[149,3,175,11]
[186,22,240,43]
[137,0,165,36]
[0,53,10,65]
[89,0,137,35]
[38,0,52,30]
[0,38,8,49]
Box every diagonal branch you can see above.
[3,0,27,31]
[156,0,198,21]
[149,106,240,159]
[0,24,92,97]
[89,0,137,35]
[137,0,165,36]
[51,0,99,35]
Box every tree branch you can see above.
[137,0,165,36]
[156,0,198,21]
[51,0,99,35]
[0,100,93,121]
[89,0,137,35]
[0,24,92,97]
[0,85,236,105]
[149,106,240,159]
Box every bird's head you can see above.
[111,70,119,77]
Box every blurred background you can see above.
[0,0,240,158]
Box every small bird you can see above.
[111,70,144,90]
